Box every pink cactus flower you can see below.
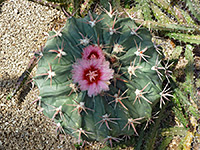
[72,59,114,97]
[82,45,105,60]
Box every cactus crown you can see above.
[34,11,165,146]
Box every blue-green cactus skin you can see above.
[34,12,164,144]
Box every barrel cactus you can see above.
[34,11,167,146]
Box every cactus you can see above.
[184,0,200,22]
[166,33,200,44]
[34,12,167,146]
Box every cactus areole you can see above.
[34,12,165,146]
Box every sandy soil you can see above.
[0,0,76,149]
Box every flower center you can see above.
[83,66,101,84]
[86,70,98,81]
[87,51,99,59]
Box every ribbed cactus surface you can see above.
[34,12,164,145]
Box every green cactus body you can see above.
[34,12,164,145]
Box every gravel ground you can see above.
[0,0,77,149]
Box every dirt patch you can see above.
[0,0,76,149]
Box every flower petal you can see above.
[71,55,114,97]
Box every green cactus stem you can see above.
[34,12,168,146]
[166,33,200,44]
